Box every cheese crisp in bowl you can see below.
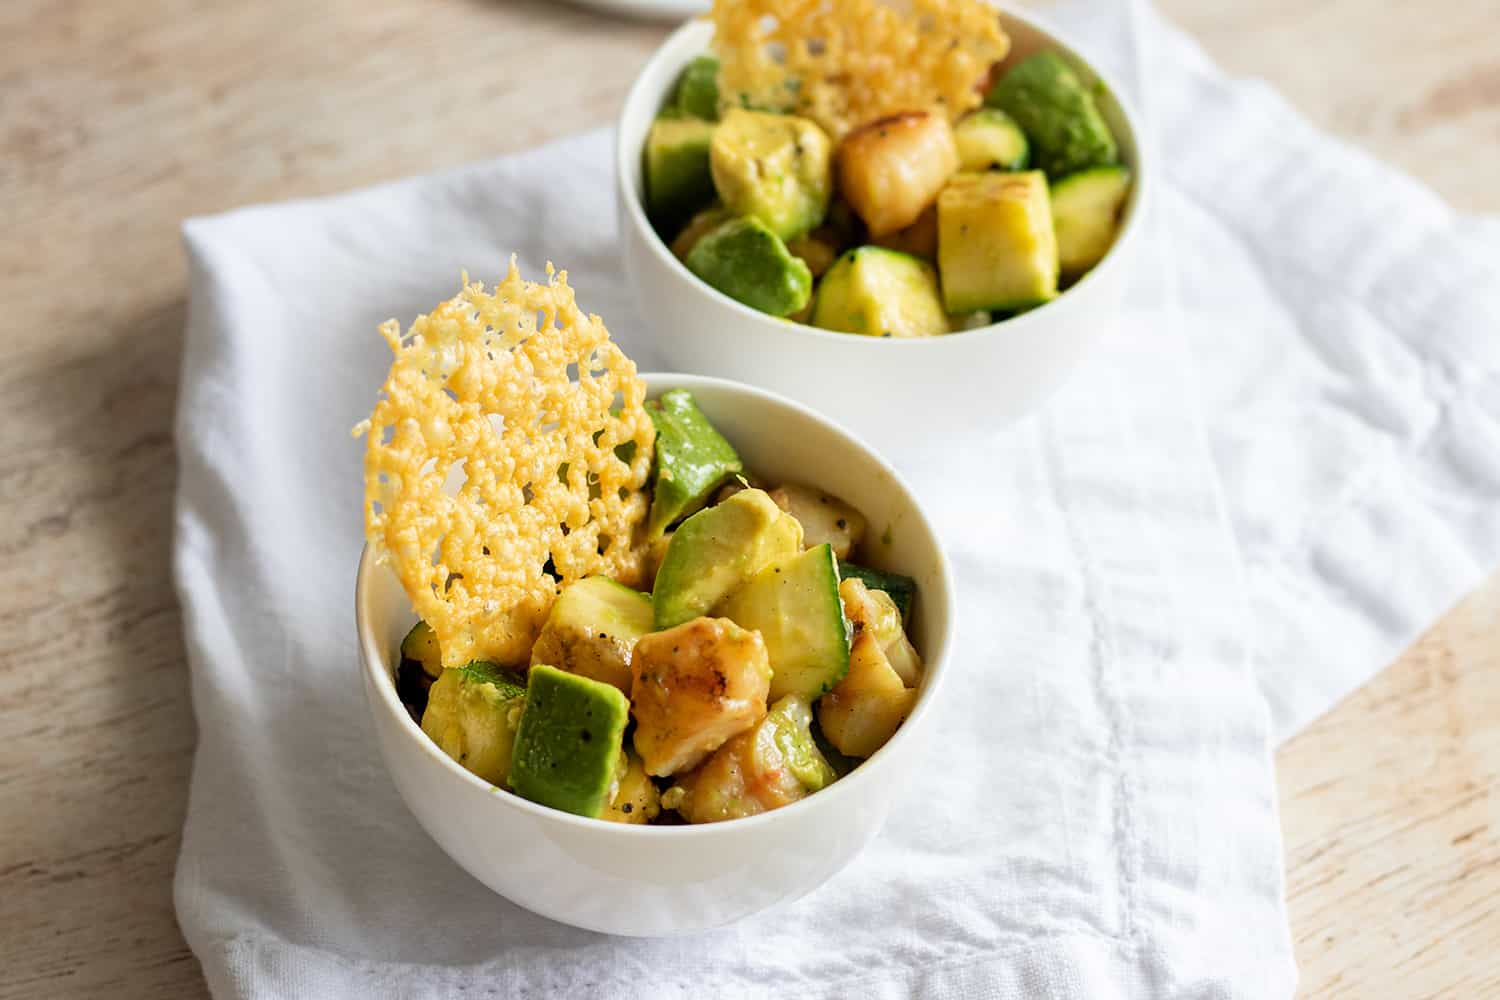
[354,262,953,934]
[617,0,1148,446]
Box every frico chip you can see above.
[357,261,656,668]
[711,0,1010,140]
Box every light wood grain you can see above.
[0,2,1494,997]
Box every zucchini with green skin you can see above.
[937,170,1059,314]
[812,246,948,339]
[953,108,1031,172]
[837,562,916,622]
[716,542,851,701]
[420,661,527,787]
[400,621,443,678]
[1050,165,1132,278]
[764,695,838,792]
[986,51,1118,179]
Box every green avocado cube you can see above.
[937,171,1058,314]
[709,108,832,241]
[508,665,630,818]
[811,246,949,338]
[673,55,721,120]
[645,389,744,538]
[653,488,803,630]
[684,217,813,317]
[986,51,1118,179]
[645,116,718,231]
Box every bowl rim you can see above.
[356,371,957,838]
[614,5,1150,347]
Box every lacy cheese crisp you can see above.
[711,0,1011,140]
[358,262,656,668]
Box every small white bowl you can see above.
[356,373,955,936]
[616,9,1148,449]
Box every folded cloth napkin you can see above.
[172,1,1500,996]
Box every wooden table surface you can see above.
[2,1,1496,996]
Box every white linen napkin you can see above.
[171,1,1500,996]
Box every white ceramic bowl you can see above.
[356,373,955,936]
[616,10,1148,448]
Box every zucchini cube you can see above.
[937,171,1058,314]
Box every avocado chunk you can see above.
[953,108,1031,172]
[837,561,916,622]
[652,487,803,629]
[811,246,948,338]
[672,55,720,120]
[421,661,527,786]
[508,664,630,817]
[709,108,832,241]
[645,116,718,231]
[645,388,745,538]
[986,51,1118,178]
[768,483,867,560]
[765,694,839,792]
[1050,165,1131,278]
[631,617,772,777]
[400,620,443,679]
[529,576,654,695]
[717,543,851,701]
[684,217,813,317]
[937,171,1058,313]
